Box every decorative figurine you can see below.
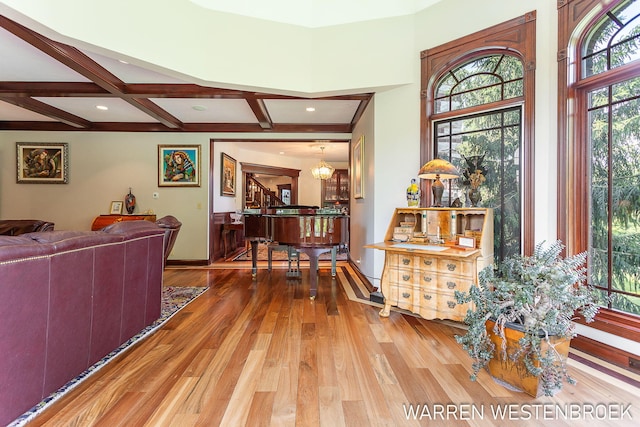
[406,178,420,207]
[125,187,136,214]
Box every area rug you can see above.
[234,242,348,261]
[9,286,208,427]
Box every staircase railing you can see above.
[245,175,286,208]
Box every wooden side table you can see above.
[222,222,244,258]
[91,214,157,231]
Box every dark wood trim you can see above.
[0,96,91,128]
[0,121,354,133]
[557,0,640,364]
[240,162,301,206]
[571,333,640,375]
[0,14,373,133]
[165,259,209,266]
[208,143,216,264]
[420,11,536,255]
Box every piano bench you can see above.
[267,244,301,277]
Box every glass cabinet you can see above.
[321,169,349,212]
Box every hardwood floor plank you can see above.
[23,264,640,427]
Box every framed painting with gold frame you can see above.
[221,152,237,197]
[158,145,201,187]
[16,142,69,184]
[352,135,364,199]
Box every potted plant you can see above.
[454,240,603,397]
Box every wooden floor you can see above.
[28,262,640,427]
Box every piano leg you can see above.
[250,240,259,277]
[298,247,332,300]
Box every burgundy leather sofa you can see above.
[0,220,165,426]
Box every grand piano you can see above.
[244,206,349,299]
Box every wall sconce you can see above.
[311,146,335,180]
[418,158,460,207]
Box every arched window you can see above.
[421,12,536,259]
[559,0,640,351]
[433,56,524,262]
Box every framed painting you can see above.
[221,152,237,196]
[158,145,201,187]
[16,142,69,184]
[110,201,123,215]
[352,135,364,199]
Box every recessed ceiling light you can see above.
[279,151,285,155]
[96,105,108,111]
[192,105,207,111]
[306,107,316,112]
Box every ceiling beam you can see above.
[0,96,91,128]
[245,98,273,129]
[0,15,182,129]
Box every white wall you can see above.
[0,132,348,261]
[0,0,561,271]
[2,0,635,355]
[0,131,210,260]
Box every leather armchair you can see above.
[155,215,182,266]
[0,219,54,236]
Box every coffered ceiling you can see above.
[0,14,372,138]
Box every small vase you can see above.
[468,188,481,207]
[125,187,136,214]
[406,179,420,207]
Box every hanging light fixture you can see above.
[311,146,335,180]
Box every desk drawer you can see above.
[437,258,474,276]
[436,274,474,293]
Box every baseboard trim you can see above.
[571,334,640,377]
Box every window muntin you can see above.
[582,0,640,77]
[587,74,640,315]
[435,108,522,262]
[434,55,523,113]
[433,53,524,262]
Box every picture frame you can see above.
[110,201,123,215]
[158,145,201,187]
[16,142,69,184]
[458,236,476,249]
[221,152,237,197]
[352,135,364,199]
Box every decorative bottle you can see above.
[125,187,136,214]
[406,179,420,207]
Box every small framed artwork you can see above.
[352,135,364,199]
[16,142,69,184]
[110,201,123,215]
[158,145,201,187]
[221,152,237,197]
[458,236,476,249]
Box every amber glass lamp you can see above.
[418,158,460,207]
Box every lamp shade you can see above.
[417,158,460,180]
[417,158,460,207]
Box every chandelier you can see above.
[311,146,335,180]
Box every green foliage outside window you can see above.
[434,54,524,263]
[585,0,640,316]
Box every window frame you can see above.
[558,0,640,344]
[420,11,537,255]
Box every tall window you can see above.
[421,12,536,257]
[433,55,524,262]
[583,0,640,315]
[559,0,640,331]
